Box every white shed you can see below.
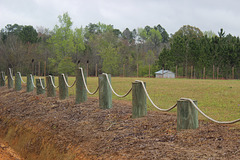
[155,70,175,78]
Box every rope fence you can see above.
[49,75,58,88]
[30,74,36,88]
[103,73,132,98]
[39,78,45,90]
[1,71,7,82]
[17,72,26,84]
[180,98,240,124]
[135,80,178,112]
[80,67,99,95]
[9,68,14,81]
[0,68,240,130]
[62,73,76,88]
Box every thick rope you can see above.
[135,80,177,112]
[30,74,36,88]
[79,67,99,95]
[49,75,59,88]
[103,73,132,98]
[39,78,45,89]
[17,72,26,84]
[136,80,239,123]
[180,98,240,124]
[61,73,76,88]
[9,68,14,80]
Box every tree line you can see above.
[0,12,239,79]
[158,26,240,79]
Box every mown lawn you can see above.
[19,76,240,122]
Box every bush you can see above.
[58,57,76,75]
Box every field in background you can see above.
[20,76,240,122]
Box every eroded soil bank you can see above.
[0,86,240,159]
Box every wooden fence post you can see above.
[132,81,147,118]
[149,64,150,78]
[59,74,68,100]
[176,65,178,78]
[213,65,215,79]
[99,74,112,109]
[137,63,139,78]
[177,100,198,130]
[0,72,5,87]
[95,64,98,77]
[44,61,46,76]
[76,68,87,104]
[87,63,89,77]
[190,66,193,79]
[8,68,13,89]
[232,67,234,79]
[123,64,125,77]
[36,78,45,95]
[162,67,164,78]
[15,72,22,91]
[203,67,206,79]
[32,60,34,75]
[46,76,56,97]
[38,62,41,76]
[27,74,34,92]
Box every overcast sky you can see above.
[1,0,240,36]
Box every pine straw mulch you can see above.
[0,86,240,159]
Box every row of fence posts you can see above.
[0,68,199,131]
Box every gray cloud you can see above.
[0,0,240,36]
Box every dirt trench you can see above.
[0,86,240,159]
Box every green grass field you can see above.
[18,76,240,122]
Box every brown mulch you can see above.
[0,139,22,160]
[0,86,240,159]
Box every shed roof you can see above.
[155,70,174,75]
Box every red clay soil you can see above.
[0,86,240,159]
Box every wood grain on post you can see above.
[132,81,147,118]
[27,74,34,92]
[177,100,198,130]
[98,74,112,109]
[15,72,22,91]
[76,68,87,104]
[36,78,45,95]
[46,76,56,97]
[8,69,13,89]
[59,74,68,100]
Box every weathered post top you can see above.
[177,100,198,130]
[132,81,147,118]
